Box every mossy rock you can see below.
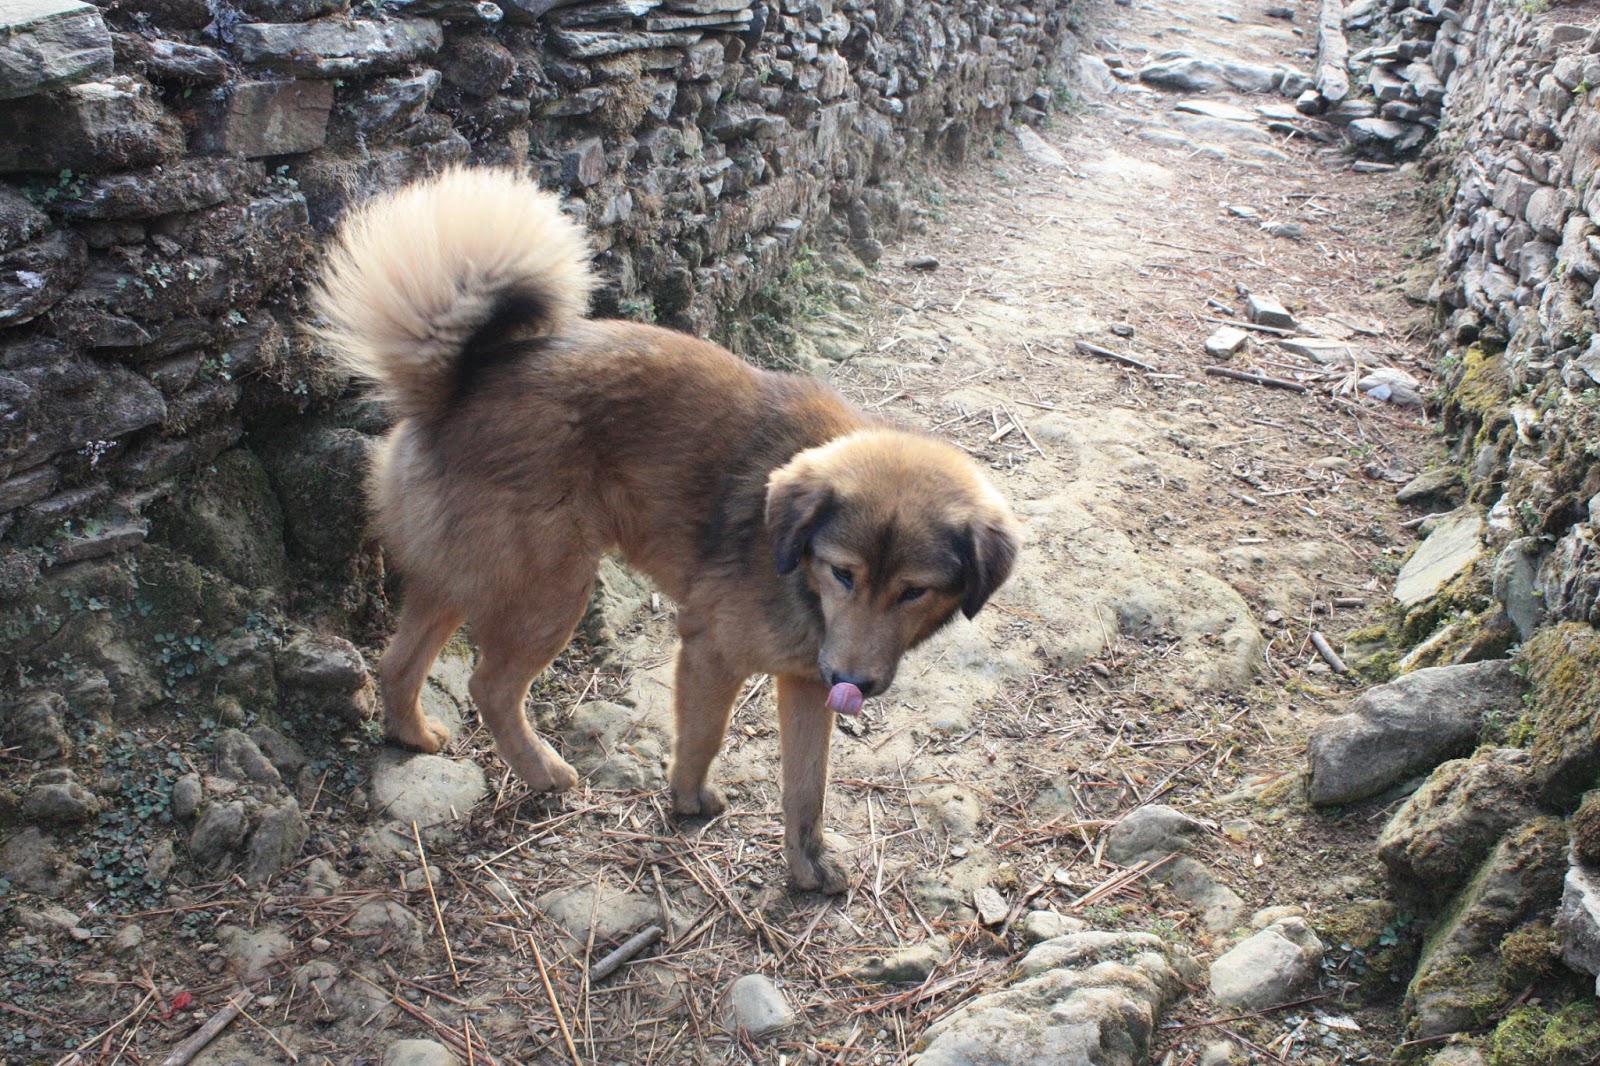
[1400,553,1495,647]
[149,447,289,591]
[1573,790,1600,867]
[1316,899,1421,1000]
[1451,344,1512,421]
[1406,816,1571,1039]
[1516,623,1600,808]
[1486,1002,1600,1066]
[1497,921,1562,989]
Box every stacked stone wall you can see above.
[0,0,1081,676]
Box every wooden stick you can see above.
[161,992,252,1066]
[1203,366,1308,393]
[1073,339,1156,372]
[530,936,582,1066]
[589,925,664,984]
[1200,314,1298,337]
[412,821,461,987]
[233,1000,300,1063]
[1309,632,1348,674]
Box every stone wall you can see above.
[1334,0,1600,1048]
[0,0,1081,676]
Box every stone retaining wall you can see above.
[0,0,1081,669]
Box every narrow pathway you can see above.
[368,2,1444,1063]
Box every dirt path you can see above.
[51,3,1451,1064]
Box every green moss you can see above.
[1516,623,1600,806]
[1317,900,1421,1000]
[1452,344,1512,419]
[1573,791,1600,866]
[1400,554,1495,646]
[1498,922,1561,988]
[1487,1003,1600,1066]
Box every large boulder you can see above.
[1517,624,1600,808]
[1306,661,1526,806]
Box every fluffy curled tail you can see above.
[310,166,594,422]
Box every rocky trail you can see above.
[5,0,1482,1063]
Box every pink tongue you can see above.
[826,682,864,716]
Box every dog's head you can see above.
[766,429,1020,698]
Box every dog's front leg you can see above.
[777,674,849,894]
[668,630,743,818]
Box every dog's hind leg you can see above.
[381,585,466,754]
[777,674,849,894]
[467,576,593,794]
[668,626,745,818]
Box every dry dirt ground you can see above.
[8,1,1458,1064]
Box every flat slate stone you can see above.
[1173,99,1259,123]
[233,18,443,77]
[0,0,112,101]
[193,79,334,157]
[644,10,749,29]
[551,28,701,57]
[1013,124,1068,167]
[1557,860,1600,985]
[0,76,183,175]
[1394,510,1484,607]
[1246,293,1297,330]
[1205,326,1250,357]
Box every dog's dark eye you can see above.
[899,587,927,604]
[830,565,854,590]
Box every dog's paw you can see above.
[388,715,451,754]
[670,785,727,819]
[787,848,850,895]
[513,753,579,793]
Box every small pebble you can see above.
[311,937,331,953]
[1110,323,1135,337]
[904,255,940,270]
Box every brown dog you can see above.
[312,168,1019,892]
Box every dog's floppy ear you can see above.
[957,513,1019,619]
[765,465,836,575]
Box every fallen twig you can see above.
[1309,632,1348,674]
[589,925,664,984]
[413,821,462,987]
[1203,366,1308,393]
[530,936,582,1066]
[1074,339,1156,372]
[160,991,251,1066]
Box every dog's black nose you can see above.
[827,672,879,698]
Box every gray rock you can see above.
[192,80,333,157]
[368,750,486,829]
[1396,468,1462,508]
[1405,817,1569,1038]
[276,631,375,724]
[1245,293,1297,330]
[249,726,308,778]
[535,881,668,943]
[727,974,794,1039]
[143,838,176,884]
[233,18,443,78]
[19,903,79,935]
[0,229,85,326]
[2,690,71,760]
[384,1041,460,1066]
[1394,510,1484,607]
[22,777,101,825]
[1378,749,1540,897]
[1204,327,1250,357]
[1161,855,1247,932]
[1104,805,1208,864]
[245,800,308,883]
[172,773,203,820]
[1209,918,1324,1010]
[551,28,703,59]
[110,923,144,955]
[1306,660,1526,806]
[0,0,113,101]
[1139,55,1286,94]
[349,900,424,955]
[55,158,257,220]
[302,857,343,897]
[190,801,249,866]
[1556,859,1600,984]
[1020,909,1088,945]
[214,729,282,787]
[1013,125,1068,168]
[217,923,291,982]
[1491,538,1547,639]
[920,932,1192,1065]
[0,827,84,896]
[852,937,951,982]
[1200,1041,1246,1066]
[0,76,183,174]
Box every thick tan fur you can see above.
[312,167,1020,893]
